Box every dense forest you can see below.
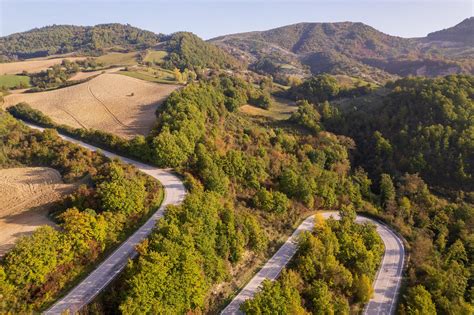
[0,24,161,60]
[35,75,371,313]
[162,32,241,71]
[0,111,163,312]
[324,75,473,195]
[6,71,473,313]
[278,73,474,314]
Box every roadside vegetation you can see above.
[0,111,163,312]
[243,209,384,314]
[6,69,473,314]
[276,73,474,314]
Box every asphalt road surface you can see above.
[221,212,405,315]
[24,124,186,315]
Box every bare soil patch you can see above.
[0,57,86,75]
[3,73,180,138]
[0,167,76,257]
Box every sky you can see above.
[0,0,472,39]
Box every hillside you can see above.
[211,20,473,83]
[0,24,241,72]
[426,17,474,45]
[417,17,474,59]
[0,24,161,60]
[325,75,474,194]
[162,32,242,70]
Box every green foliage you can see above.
[379,173,396,210]
[163,32,240,71]
[97,162,147,215]
[288,74,340,103]
[241,270,308,315]
[118,190,264,313]
[0,111,162,312]
[290,100,322,133]
[0,23,160,60]
[243,213,384,313]
[253,187,289,214]
[404,285,437,315]
[328,75,474,192]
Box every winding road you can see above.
[24,124,187,315]
[24,123,404,314]
[221,213,405,315]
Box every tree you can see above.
[353,274,373,303]
[241,271,307,315]
[289,74,340,103]
[404,285,437,315]
[379,173,396,211]
[97,162,147,215]
[306,280,334,315]
[290,100,322,133]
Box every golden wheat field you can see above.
[0,167,76,257]
[0,57,86,75]
[4,73,180,138]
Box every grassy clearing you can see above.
[143,50,168,63]
[239,97,297,120]
[95,52,138,66]
[334,74,378,89]
[0,74,31,89]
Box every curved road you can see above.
[24,124,187,315]
[25,124,404,314]
[221,212,405,315]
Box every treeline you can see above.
[0,110,163,312]
[242,208,384,314]
[0,24,161,60]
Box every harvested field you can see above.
[0,57,86,75]
[3,73,180,138]
[0,167,75,257]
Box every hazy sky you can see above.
[1,0,472,39]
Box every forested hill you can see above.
[0,24,241,71]
[427,17,474,45]
[0,24,162,59]
[162,32,242,71]
[210,20,473,83]
[323,75,474,195]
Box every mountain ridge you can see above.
[210,19,473,82]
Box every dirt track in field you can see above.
[0,167,76,257]
[0,57,86,75]
[3,73,180,138]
